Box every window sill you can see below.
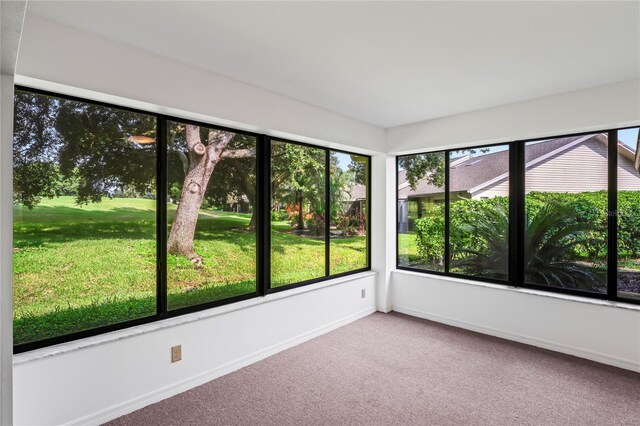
[393,269,640,312]
[14,270,377,366]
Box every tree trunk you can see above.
[167,125,233,267]
[167,164,213,266]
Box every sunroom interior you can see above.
[1,1,639,425]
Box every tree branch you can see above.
[177,150,189,175]
[221,148,256,159]
[206,129,235,159]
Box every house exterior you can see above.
[398,134,640,231]
[343,184,367,215]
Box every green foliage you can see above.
[271,142,326,215]
[13,90,156,208]
[398,152,445,190]
[450,202,509,279]
[348,158,367,185]
[619,191,640,257]
[14,197,367,344]
[413,207,444,264]
[524,201,602,291]
[412,191,638,265]
[329,153,367,236]
[410,191,632,290]
[524,192,607,260]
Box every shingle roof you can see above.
[351,184,367,201]
[398,135,602,199]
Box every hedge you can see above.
[412,191,640,263]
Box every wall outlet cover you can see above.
[171,345,182,363]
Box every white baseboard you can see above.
[393,305,640,373]
[69,307,377,426]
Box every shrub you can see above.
[413,191,640,264]
[413,210,444,263]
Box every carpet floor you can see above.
[107,312,640,425]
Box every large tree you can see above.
[13,92,156,207]
[13,91,328,268]
[165,123,254,266]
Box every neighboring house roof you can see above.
[343,184,366,202]
[398,134,634,200]
[350,184,367,201]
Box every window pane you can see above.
[329,151,368,274]
[524,134,608,293]
[617,127,640,301]
[13,90,157,345]
[449,145,509,280]
[397,152,446,272]
[166,121,257,310]
[271,140,326,286]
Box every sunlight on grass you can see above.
[14,196,368,344]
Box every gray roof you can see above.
[398,135,610,199]
[349,184,367,201]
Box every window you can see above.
[524,135,607,294]
[449,145,509,280]
[330,151,369,274]
[13,89,158,345]
[618,127,640,301]
[397,129,640,306]
[270,140,326,287]
[166,120,258,310]
[12,87,371,352]
[397,152,446,272]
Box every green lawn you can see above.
[397,232,443,271]
[13,196,366,345]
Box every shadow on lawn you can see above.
[15,206,258,249]
[14,220,156,248]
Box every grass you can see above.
[397,232,444,271]
[13,196,366,344]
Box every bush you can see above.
[413,191,640,263]
[271,211,288,222]
[413,210,443,263]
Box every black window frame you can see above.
[396,128,640,306]
[12,85,371,353]
[266,136,372,294]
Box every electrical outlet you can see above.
[171,345,182,363]
[361,288,366,298]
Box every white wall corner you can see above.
[370,153,396,313]
[0,2,27,425]
[16,15,386,155]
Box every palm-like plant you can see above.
[451,204,509,279]
[524,202,603,291]
[452,200,603,291]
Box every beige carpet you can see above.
[107,312,640,425]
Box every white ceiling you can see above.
[25,1,640,128]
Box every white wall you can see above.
[9,14,389,426]
[392,271,640,372]
[17,15,385,154]
[1,2,26,424]
[388,78,640,154]
[14,274,376,425]
[10,9,640,426]
[387,76,640,375]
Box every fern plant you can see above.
[451,200,604,291]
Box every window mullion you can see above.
[157,115,168,316]
[608,130,618,300]
[444,151,451,274]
